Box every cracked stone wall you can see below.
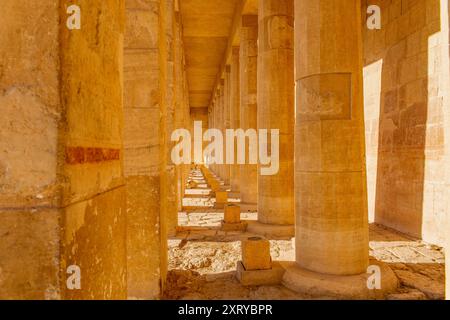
[362,0,450,248]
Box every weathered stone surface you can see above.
[124,0,167,299]
[257,0,295,227]
[0,210,60,300]
[362,0,449,248]
[63,187,127,300]
[0,5,61,300]
[126,176,161,299]
[283,259,398,300]
[387,290,427,300]
[236,261,285,286]
[1,0,131,300]
[242,237,272,271]
[394,269,444,300]
[215,191,228,206]
[294,0,369,276]
[229,47,241,194]
[59,0,127,300]
[239,15,259,207]
[1,0,449,302]
[224,204,241,224]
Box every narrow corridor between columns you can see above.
[164,166,446,300]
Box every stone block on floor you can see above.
[236,261,286,286]
[241,236,272,271]
[221,221,248,232]
[214,191,228,209]
[224,204,240,224]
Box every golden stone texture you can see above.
[60,0,127,300]
[1,0,449,301]
[362,0,449,248]
[0,0,61,299]
[257,0,295,226]
[294,0,369,276]
[124,0,164,299]
[239,15,259,207]
[215,191,228,206]
[242,237,272,271]
[230,47,241,194]
[224,204,241,224]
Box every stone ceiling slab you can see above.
[180,0,239,109]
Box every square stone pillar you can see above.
[214,191,228,209]
[0,0,128,300]
[242,237,272,271]
[222,204,247,231]
[224,204,241,224]
[239,15,259,209]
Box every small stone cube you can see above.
[242,237,272,271]
[216,191,228,204]
[224,204,241,224]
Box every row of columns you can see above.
[208,0,370,285]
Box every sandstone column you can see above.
[239,15,259,210]
[218,80,226,182]
[230,47,241,194]
[255,0,295,233]
[212,93,219,175]
[223,66,232,186]
[294,0,369,275]
[283,0,400,300]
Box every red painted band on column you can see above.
[65,147,120,165]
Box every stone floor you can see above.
[164,169,446,300]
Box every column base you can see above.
[221,221,248,232]
[239,202,258,212]
[282,259,398,300]
[236,261,286,286]
[246,221,295,238]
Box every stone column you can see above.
[239,15,259,210]
[253,0,295,236]
[230,47,241,194]
[283,0,398,299]
[294,0,368,276]
[223,66,232,186]
[172,11,183,229]
[212,93,219,175]
[218,80,226,182]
